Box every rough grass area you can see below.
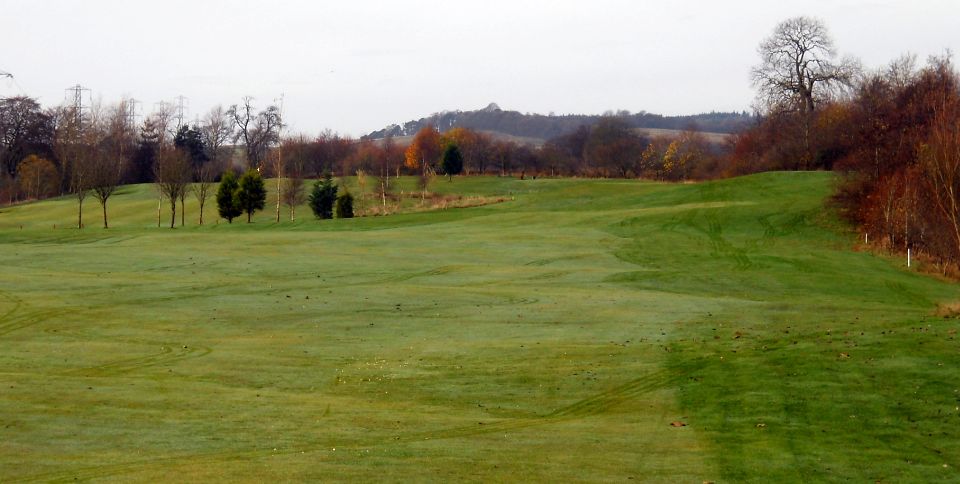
[1,173,958,482]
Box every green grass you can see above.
[1,173,958,482]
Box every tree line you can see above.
[364,103,754,140]
[728,16,960,270]
[0,91,726,225]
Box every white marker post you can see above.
[907,248,911,268]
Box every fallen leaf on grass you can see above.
[838,352,850,359]
[670,421,687,427]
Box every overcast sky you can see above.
[2,0,957,136]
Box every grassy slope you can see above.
[0,173,957,482]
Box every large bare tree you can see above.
[751,16,857,113]
[227,97,281,170]
[201,105,233,169]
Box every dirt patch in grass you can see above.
[359,193,509,217]
[934,301,960,318]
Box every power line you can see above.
[174,95,189,129]
[126,98,141,129]
[0,69,25,95]
[65,84,92,128]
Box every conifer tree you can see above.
[237,169,267,223]
[216,170,242,223]
[309,172,338,219]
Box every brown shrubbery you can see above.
[730,55,960,269]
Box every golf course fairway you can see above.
[1,172,958,482]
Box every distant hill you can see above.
[364,103,754,144]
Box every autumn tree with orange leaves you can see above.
[405,125,441,200]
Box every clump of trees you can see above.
[215,169,266,223]
[832,56,960,269]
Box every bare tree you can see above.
[50,105,88,227]
[227,97,281,170]
[145,104,177,227]
[884,53,919,91]
[88,142,119,229]
[356,168,367,214]
[106,98,136,181]
[921,104,960,258]
[752,16,858,113]
[192,163,216,225]
[155,148,191,228]
[82,104,124,229]
[281,174,306,222]
[201,105,233,167]
[280,134,307,221]
[377,136,395,208]
[273,142,285,222]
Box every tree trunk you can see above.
[247,211,252,223]
[157,194,162,228]
[276,175,282,223]
[170,200,176,229]
[102,201,108,229]
[198,201,204,225]
[77,198,83,229]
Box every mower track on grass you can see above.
[64,342,213,377]
[0,290,65,337]
[13,359,710,483]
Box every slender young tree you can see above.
[278,134,307,221]
[146,104,177,227]
[84,108,116,229]
[155,148,190,228]
[192,163,216,225]
[355,168,367,214]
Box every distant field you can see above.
[1,173,958,481]
[634,127,731,144]
[377,130,546,148]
